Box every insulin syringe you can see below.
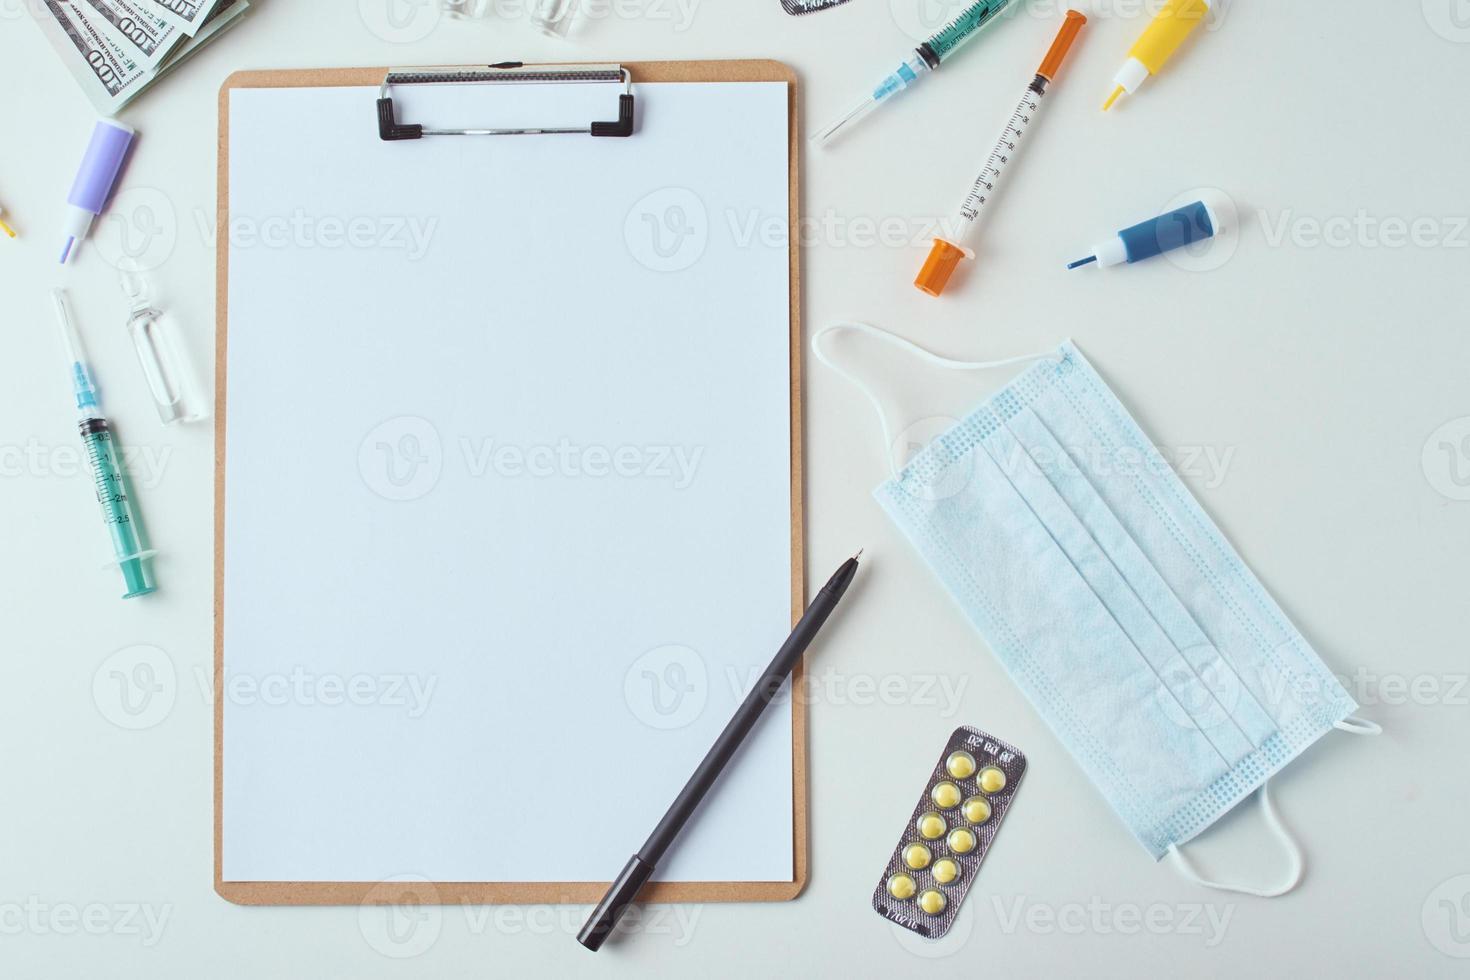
[814,0,1015,146]
[53,289,157,599]
[915,10,1087,296]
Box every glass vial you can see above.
[529,0,579,37]
[121,266,207,424]
[439,0,491,17]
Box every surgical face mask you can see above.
[814,324,1379,896]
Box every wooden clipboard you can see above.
[214,60,805,906]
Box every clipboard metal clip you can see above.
[377,62,635,140]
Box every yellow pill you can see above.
[962,795,993,825]
[978,766,1007,794]
[946,751,977,779]
[947,827,977,854]
[916,811,947,840]
[902,843,932,870]
[918,889,947,915]
[930,781,962,809]
[887,873,917,900]
[931,858,960,884]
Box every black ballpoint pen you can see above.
[577,550,864,951]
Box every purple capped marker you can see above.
[60,119,135,264]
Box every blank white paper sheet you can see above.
[221,79,793,884]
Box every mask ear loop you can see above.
[810,321,1060,477]
[1169,726,1379,896]
[1166,781,1304,897]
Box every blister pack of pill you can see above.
[871,726,1027,939]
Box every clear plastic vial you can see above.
[121,266,207,424]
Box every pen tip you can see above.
[1102,86,1123,112]
[852,548,864,562]
[1067,255,1097,269]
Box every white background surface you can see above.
[2,0,1468,976]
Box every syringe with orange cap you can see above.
[915,9,1087,298]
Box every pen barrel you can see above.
[580,557,858,951]
[639,558,857,863]
[576,854,656,952]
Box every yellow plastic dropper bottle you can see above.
[1103,0,1214,111]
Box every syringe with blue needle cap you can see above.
[814,0,1016,146]
[53,289,157,599]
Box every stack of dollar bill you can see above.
[31,0,253,114]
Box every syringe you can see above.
[814,0,1015,146]
[915,10,1087,296]
[53,289,157,599]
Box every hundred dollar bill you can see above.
[31,0,151,113]
[113,0,250,109]
[81,0,185,69]
[140,0,223,36]
[32,0,250,112]
[143,0,248,92]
